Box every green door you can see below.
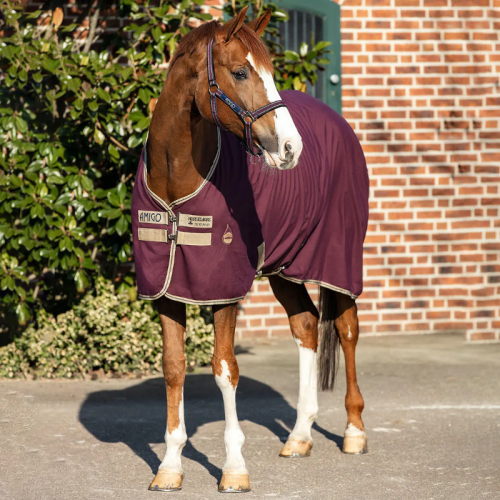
[276,0,341,113]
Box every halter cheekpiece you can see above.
[207,38,287,156]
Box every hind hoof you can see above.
[342,427,368,454]
[279,439,312,458]
[148,470,183,491]
[218,473,251,493]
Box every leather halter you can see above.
[207,38,287,156]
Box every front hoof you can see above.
[279,439,312,458]
[149,470,183,492]
[218,473,251,493]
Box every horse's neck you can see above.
[147,63,218,204]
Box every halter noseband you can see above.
[207,38,287,156]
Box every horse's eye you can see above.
[232,70,247,80]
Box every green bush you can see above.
[0,277,214,378]
[0,1,330,377]
[0,0,331,328]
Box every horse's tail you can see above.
[318,287,340,391]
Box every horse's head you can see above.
[194,8,303,170]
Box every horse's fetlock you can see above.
[225,427,245,448]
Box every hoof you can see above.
[218,473,251,493]
[342,433,368,455]
[279,439,313,458]
[148,470,183,492]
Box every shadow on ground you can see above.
[78,374,342,481]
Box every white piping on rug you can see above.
[170,128,221,208]
[162,291,244,306]
[139,129,221,301]
[277,273,359,300]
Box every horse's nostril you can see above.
[285,142,293,153]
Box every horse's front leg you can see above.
[269,276,319,458]
[212,303,250,493]
[149,297,187,492]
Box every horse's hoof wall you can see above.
[342,434,368,455]
[149,471,183,492]
[218,473,251,493]
[279,439,312,458]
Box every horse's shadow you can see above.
[78,373,342,482]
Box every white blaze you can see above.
[246,53,303,169]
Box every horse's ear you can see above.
[219,6,249,43]
[247,9,272,37]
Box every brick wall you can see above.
[25,0,500,341]
[236,0,500,342]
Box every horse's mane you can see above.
[168,20,273,73]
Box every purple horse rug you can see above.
[132,90,369,304]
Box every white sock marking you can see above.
[345,422,367,437]
[289,339,318,443]
[215,360,247,474]
[160,390,187,474]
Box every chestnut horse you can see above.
[138,7,367,493]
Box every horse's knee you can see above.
[289,311,318,351]
[163,355,186,388]
[212,354,239,389]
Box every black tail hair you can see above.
[318,287,339,391]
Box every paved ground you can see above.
[0,334,499,500]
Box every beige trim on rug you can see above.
[162,291,245,306]
[256,242,266,271]
[277,273,359,300]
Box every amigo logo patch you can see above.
[178,213,213,228]
[138,211,168,225]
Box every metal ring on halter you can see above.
[208,83,219,95]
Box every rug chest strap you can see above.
[138,228,168,243]
[176,231,211,246]
[138,227,211,246]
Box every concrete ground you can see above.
[0,334,499,500]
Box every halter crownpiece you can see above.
[207,38,288,156]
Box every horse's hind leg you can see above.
[212,303,250,493]
[149,297,187,491]
[332,291,367,454]
[269,276,319,458]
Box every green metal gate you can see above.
[277,0,341,113]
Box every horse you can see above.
[131,7,369,493]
